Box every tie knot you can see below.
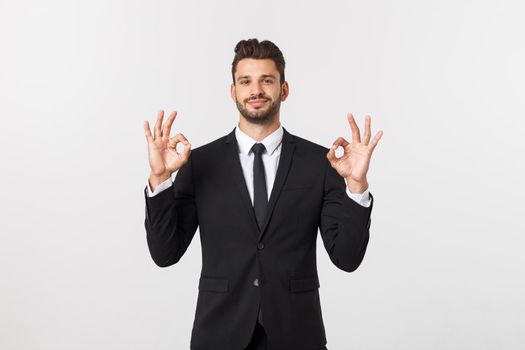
[251,143,266,156]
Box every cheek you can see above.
[236,90,247,100]
[264,88,277,99]
[234,92,243,103]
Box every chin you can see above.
[244,115,275,125]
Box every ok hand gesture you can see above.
[327,113,383,193]
[144,110,192,180]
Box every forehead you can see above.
[235,58,279,79]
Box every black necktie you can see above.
[251,142,267,327]
[251,143,267,232]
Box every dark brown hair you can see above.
[231,38,286,85]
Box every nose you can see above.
[250,81,264,97]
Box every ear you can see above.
[230,83,237,102]
[280,81,289,102]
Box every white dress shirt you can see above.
[146,124,371,207]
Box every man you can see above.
[143,38,383,350]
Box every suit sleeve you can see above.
[345,187,372,207]
[146,175,175,197]
[143,155,199,267]
[319,157,374,272]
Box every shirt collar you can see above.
[235,123,283,156]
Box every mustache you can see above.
[246,96,270,102]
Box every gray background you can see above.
[1,0,524,349]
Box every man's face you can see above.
[231,58,289,125]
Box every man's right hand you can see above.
[144,110,191,191]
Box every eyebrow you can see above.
[236,74,277,81]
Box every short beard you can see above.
[236,95,281,125]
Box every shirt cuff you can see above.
[146,175,175,197]
[345,187,371,208]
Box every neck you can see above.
[238,115,281,141]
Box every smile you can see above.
[248,99,268,107]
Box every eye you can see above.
[240,81,249,85]
[264,79,273,84]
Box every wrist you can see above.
[149,172,172,190]
[345,178,368,193]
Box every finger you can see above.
[174,133,189,144]
[168,133,190,150]
[346,113,361,143]
[170,139,191,162]
[326,147,342,168]
[332,136,350,148]
[369,130,383,152]
[362,115,371,145]
[180,143,192,160]
[162,111,177,141]
[154,110,164,141]
[143,121,153,144]
[327,138,348,164]
[326,147,336,163]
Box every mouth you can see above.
[248,99,268,107]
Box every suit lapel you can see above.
[224,126,296,241]
[224,128,260,239]
[260,128,295,237]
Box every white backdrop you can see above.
[1,0,524,349]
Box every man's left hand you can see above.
[327,113,383,193]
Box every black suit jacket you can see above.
[144,127,374,350]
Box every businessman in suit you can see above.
[143,39,383,350]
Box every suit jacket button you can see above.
[257,243,265,250]
[253,278,259,287]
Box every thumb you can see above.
[326,146,337,163]
[181,143,192,158]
